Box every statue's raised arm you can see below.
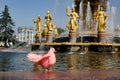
[66,7,80,33]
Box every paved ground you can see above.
[0,69,120,80]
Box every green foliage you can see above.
[42,27,65,37]
[0,5,15,46]
[57,27,65,34]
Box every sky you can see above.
[0,0,120,34]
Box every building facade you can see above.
[18,27,34,44]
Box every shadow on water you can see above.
[0,51,120,71]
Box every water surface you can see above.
[0,51,120,71]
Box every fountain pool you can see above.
[0,51,120,71]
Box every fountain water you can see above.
[79,2,83,32]
[106,1,111,33]
[111,6,116,33]
[78,1,117,37]
[85,2,92,31]
[79,1,96,34]
[53,0,59,24]
[105,1,117,42]
[106,1,116,34]
[31,1,120,52]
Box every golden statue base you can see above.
[46,31,53,43]
[69,32,76,42]
[35,34,42,43]
[98,31,106,43]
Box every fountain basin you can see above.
[31,42,120,52]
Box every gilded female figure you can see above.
[44,11,53,35]
[33,16,42,35]
[96,7,107,32]
[66,7,80,32]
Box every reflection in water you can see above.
[86,53,105,69]
[0,53,11,71]
[113,52,119,61]
[0,51,120,71]
[56,52,120,70]
[67,52,78,70]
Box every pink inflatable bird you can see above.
[27,47,56,71]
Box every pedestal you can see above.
[35,34,42,43]
[98,31,106,43]
[69,32,76,42]
[46,31,53,42]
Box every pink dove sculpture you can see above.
[27,47,56,71]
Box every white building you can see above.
[18,27,34,44]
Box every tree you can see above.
[57,27,65,34]
[42,27,65,37]
[0,5,15,47]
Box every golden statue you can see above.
[44,11,54,35]
[66,7,80,33]
[33,16,42,35]
[95,7,107,32]
[44,25,48,36]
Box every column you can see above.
[20,29,22,42]
[46,31,53,42]
[25,29,27,42]
[21,29,24,42]
[18,29,21,41]
[31,30,34,43]
[29,30,31,44]
[69,32,76,42]
[98,31,106,43]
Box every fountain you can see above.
[31,1,120,52]
[2,1,120,79]
[85,2,92,31]
[79,1,83,32]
